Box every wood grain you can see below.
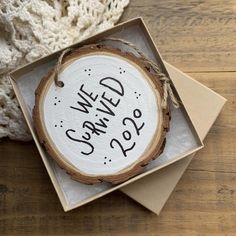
[122,0,236,72]
[1,0,236,235]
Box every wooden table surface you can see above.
[1,0,236,235]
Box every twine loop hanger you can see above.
[53,38,180,109]
[54,47,73,87]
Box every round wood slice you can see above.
[33,44,170,184]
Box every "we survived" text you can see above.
[65,77,125,155]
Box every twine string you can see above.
[100,37,180,109]
[54,47,73,87]
[54,38,180,108]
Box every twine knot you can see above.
[159,74,180,109]
[148,62,180,109]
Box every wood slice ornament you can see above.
[33,40,174,184]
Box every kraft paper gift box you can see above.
[9,18,204,211]
[121,62,226,214]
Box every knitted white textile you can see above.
[0,0,129,141]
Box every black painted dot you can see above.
[89,69,91,71]
[84,69,87,72]
[95,114,98,117]
[88,74,91,76]
[104,157,107,159]
[54,103,56,106]
[60,120,63,123]
[58,100,61,103]
[119,67,121,69]
[60,125,63,127]
[123,70,125,73]
[104,162,106,165]
[55,125,57,127]
[120,71,122,74]
[134,91,137,94]
[136,97,139,99]
[139,94,141,96]
[55,97,57,99]
[109,159,111,162]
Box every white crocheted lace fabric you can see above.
[0,0,129,141]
